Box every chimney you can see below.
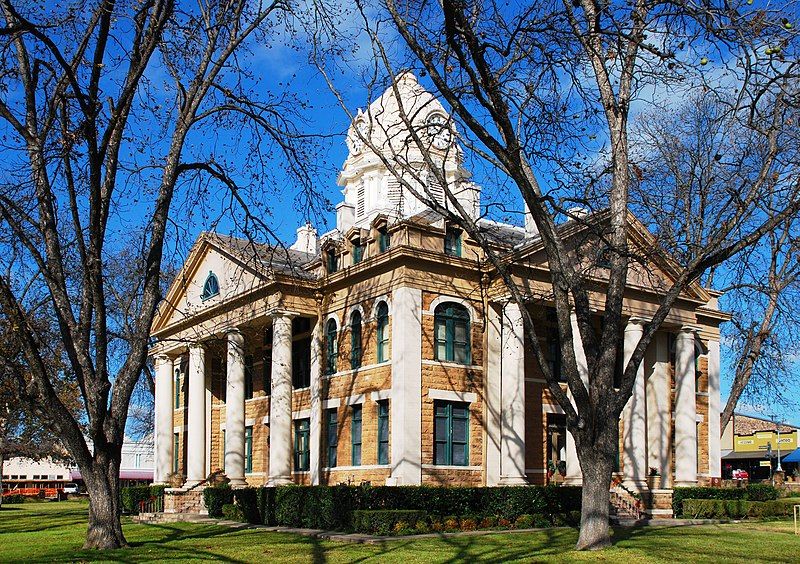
[291,223,318,255]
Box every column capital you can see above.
[678,325,701,336]
[269,309,298,321]
[153,353,172,365]
[626,316,648,327]
[188,341,206,351]
[226,327,245,345]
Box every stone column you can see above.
[485,303,502,486]
[225,329,247,487]
[707,338,721,479]
[268,313,294,485]
[153,354,174,484]
[309,317,323,485]
[186,344,207,486]
[674,326,698,486]
[388,287,422,486]
[647,332,671,488]
[565,311,589,485]
[499,301,527,485]
[622,318,648,489]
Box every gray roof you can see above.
[208,233,318,280]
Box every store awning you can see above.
[722,450,770,461]
[782,448,800,463]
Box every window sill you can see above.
[422,359,482,371]
[422,464,481,471]
[325,361,391,378]
[322,465,390,471]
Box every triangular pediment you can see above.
[151,234,268,334]
[509,210,711,304]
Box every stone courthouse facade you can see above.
[149,74,727,511]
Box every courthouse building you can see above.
[149,73,726,507]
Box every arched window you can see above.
[434,303,471,364]
[376,302,389,363]
[201,271,220,300]
[325,319,337,375]
[350,311,362,370]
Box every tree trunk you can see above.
[82,457,127,549]
[575,429,616,550]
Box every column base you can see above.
[266,476,293,486]
[183,479,203,488]
[228,478,248,488]
[498,475,529,486]
[563,476,583,486]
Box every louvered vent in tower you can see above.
[388,177,403,214]
[356,180,365,218]
[427,171,445,207]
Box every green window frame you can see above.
[325,318,337,375]
[174,369,181,409]
[434,401,469,466]
[201,271,220,300]
[326,250,339,273]
[351,405,362,466]
[244,355,254,400]
[350,311,362,370]
[352,240,365,264]
[294,418,310,471]
[444,227,461,257]
[377,401,390,465]
[244,426,253,473]
[173,433,180,474]
[434,303,471,364]
[292,336,311,389]
[378,228,391,252]
[376,301,389,363]
[326,409,338,467]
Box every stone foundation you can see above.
[164,487,207,515]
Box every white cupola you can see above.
[335,72,480,232]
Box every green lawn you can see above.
[1,500,798,563]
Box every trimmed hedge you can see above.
[2,494,25,504]
[121,485,167,514]
[352,509,428,535]
[672,485,779,516]
[203,484,581,531]
[682,498,796,519]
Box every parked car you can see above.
[732,469,749,480]
[62,483,79,494]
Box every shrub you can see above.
[514,514,535,528]
[233,487,260,524]
[221,503,244,522]
[121,485,167,514]
[745,484,779,502]
[673,486,780,516]
[479,515,497,529]
[413,519,430,534]
[352,509,427,535]
[461,517,478,531]
[3,494,24,504]
[681,498,794,519]
[203,484,233,518]
[257,486,276,526]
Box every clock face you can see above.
[427,113,452,149]
[349,120,368,154]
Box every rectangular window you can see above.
[378,228,391,252]
[173,433,180,474]
[244,426,253,473]
[548,331,564,382]
[327,250,339,273]
[434,401,469,466]
[294,418,310,471]
[377,401,390,465]
[245,355,254,400]
[326,409,338,467]
[351,405,362,466]
[444,227,462,257]
[352,240,365,264]
[292,337,311,389]
[174,369,181,409]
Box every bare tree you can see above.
[631,95,800,432]
[0,0,316,548]
[311,0,800,549]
